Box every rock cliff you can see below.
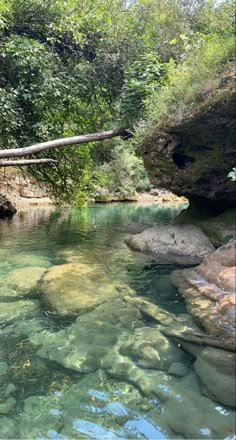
[141,65,236,207]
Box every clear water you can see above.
[0,203,235,440]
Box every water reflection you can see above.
[0,203,235,440]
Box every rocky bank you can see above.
[0,170,52,215]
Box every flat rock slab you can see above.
[38,263,135,316]
[125,225,214,265]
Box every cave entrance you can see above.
[172,152,195,169]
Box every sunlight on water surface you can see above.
[0,203,235,440]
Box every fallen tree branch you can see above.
[0,159,57,167]
[0,128,128,159]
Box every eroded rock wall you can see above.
[141,66,236,206]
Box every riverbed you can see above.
[0,203,235,439]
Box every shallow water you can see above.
[0,203,235,440]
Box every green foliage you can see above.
[121,53,168,124]
[142,35,235,132]
[96,141,150,194]
[0,0,234,204]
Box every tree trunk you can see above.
[0,128,128,159]
[0,159,57,167]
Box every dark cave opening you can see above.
[172,152,195,168]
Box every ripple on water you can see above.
[0,205,235,439]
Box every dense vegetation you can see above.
[0,0,234,204]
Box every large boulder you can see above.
[193,346,236,408]
[38,263,135,316]
[171,239,236,346]
[141,65,236,206]
[0,194,17,219]
[125,225,214,265]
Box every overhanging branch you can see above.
[0,128,128,159]
[0,159,57,167]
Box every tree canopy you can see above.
[0,0,234,204]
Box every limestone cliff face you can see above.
[141,66,236,206]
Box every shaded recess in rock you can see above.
[141,65,236,206]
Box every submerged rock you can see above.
[194,346,236,408]
[31,299,142,373]
[119,326,187,371]
[29,295,236,435]
[165,384,235,439]
[8,253,51,269]
[167,362,188,377]
[0,300,39,325]
[123,295,236,408]
[125,225,214,265]
[19,395,64,439]
[0,397,16,414]
[0,362,9,382]
[0,417,18,439]
[171,239,236,345]
[0,267,46,294]
[38,262,135,316]
[114,221,151,235]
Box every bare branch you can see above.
[0,159,57,167]
[0,128,128,159]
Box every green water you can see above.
[0,203,235,440]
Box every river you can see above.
[0,203,235,439]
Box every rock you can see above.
[0,267,46,293]
[176,205,236,247]
[171,239,236,345]
[119,326,187,371]
[31,299,141,373]
[18,185,46,198]
[123,295,236,407]
[194,347,236,408]
[198,209,236,246]
[167,362,188,377]
[0,362,9,378]
[0,397,16,414]
[125,225,214,265]
[0,300,39,325]
[0,417,18,439]
[94,187,138,203]
[30,296,236,434]
[19,395,64,439]
[150,188,161,196]
[165,386,235,439]
[141,64,236,206]
[39,263,135,316]
[8,253,51,268]
[4,384,17,398]
[0,193,17,219]
[114,222,151,234]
